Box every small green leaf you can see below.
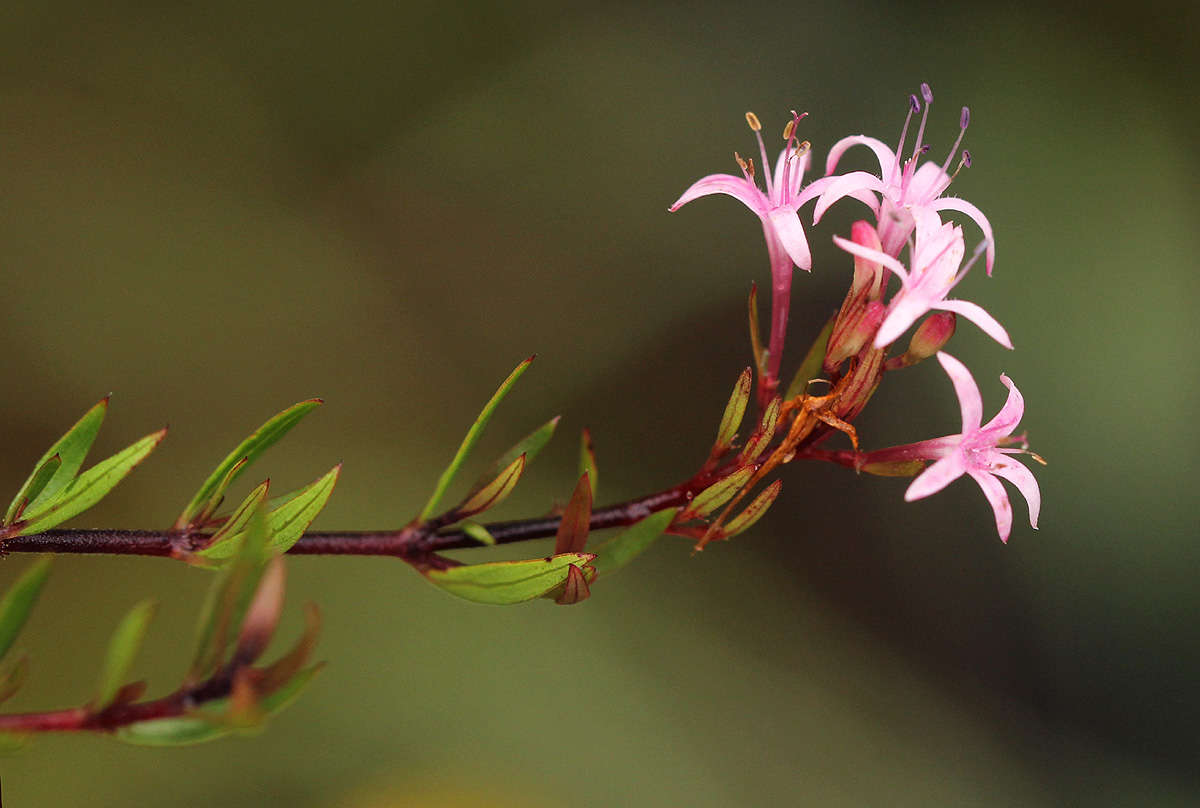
[14,429,167,536]
[554,473,592,555]
[0,557,52,661]
[5,398,108,523]
[683,467,754,519]
[712,368,753,455]
[589,508,678,578]
[724,480,783,537]
[458,455,524,518]
[738,397,781,464]
[578,428,598,498]
[176,400,323,530]
[4,454,61,526]
[0,655,29,703]
[748,283,766,376]
[195,481,271,561]
[425,552,595,605]
[419,357,534,521]
[460,521,496,546]
[263,465,340,553]
[190,506,272,680]
[784,315,836,400]
[469,416,559,496]
[93,599,157,710]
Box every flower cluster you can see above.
[671,83,1041,542]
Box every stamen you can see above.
[910,86,932,167]
[951,238,990,287]
[940,106,971,175]
[961,149,972,167]
[893,95,919,180]
[782,119,795,141]
[920,82,933,105]
[745,111,762,132]
[734,151,755,181]
[743,112,772,197]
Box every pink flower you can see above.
[813,83,995,274]
[863,352,1041,542]
[670,111,824,274]
[833,208,1011,349]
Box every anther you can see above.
[921,82,933,104]
[909,94,920,113]
[745,111,762,132]
[960,106,970,130]
[782,119,795,141]
[962,149,972,167]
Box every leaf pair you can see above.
[2,399,166,538]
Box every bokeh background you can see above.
[1,0,1196,804]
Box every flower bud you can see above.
[898,312,957,367]
[825,301,886,371]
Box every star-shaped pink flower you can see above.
[863,352,1041,542]
[833,208,1011,349]
[813,84,995,274]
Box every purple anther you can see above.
[962,149,972,167]
[921,83,934,104]
[909,94,920,113]
[919,144,931,155]
[960,106,970,129]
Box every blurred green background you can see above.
[1,0,1196,804]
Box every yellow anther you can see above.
[782,119,795,141]
[744,111,762,132]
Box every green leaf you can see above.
[5,398,108,523]
[419,357,534,521]
[784,315,836,401]
[0,655,29,704]
[553,473,592,555]
[683,467,754,519]
[424,552,595,605]
[460,521,496,546]
[470,416,559,496]
[552,563,591,605]
[589,508,678,578]
[712,368,753,455]
[93,599,157,709]
[724,480,783,537]
[176,400,323,529]
[458,455,525,519]
[190,506,272,679]
[115,664,322,747]
[738,397,781,464]
[0,557,52,661]
[0,731,28,754]
[748,283,766,376]
[194,481,271,561]
[578,428,598,498]
[14,429,167,536]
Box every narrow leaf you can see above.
[683,467,754,519]
[458,455,525,518]
[234,557,286,665]
[460,521,496,546]
[0,558,52,661]
[195,481,271,561]
[257,603,320,693]
[4,454,61,526]
[589,508,678,578]
[748,283,766,375]
[93,599,157,710]
[554,473,592,555]
[190,506,272,679]
[0,655,29,704]
[713,368,753,454]
[263,465,340,553]
[723,480,783,537]
[193,457,248,526]
[578,429,598,498]
[176,400,322,529]
[469,416,559,496]
[553,564,591,605]
[424,553,595,605]
[14,429,167,536]
[5,398,108,522]
[419,357,534,521]
[738,398,781,463]
[784,314,836,400]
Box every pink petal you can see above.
[989,456,1041,530]
[966,468,1013,542]
[831,234,908,281]
[874,293,930,348]
[824,135,896,179]
[935,197,996,275]
[905,455,965,501]
[936,352,983,432]
[767,208,812,270]
[813,171,885,223]
[669,173,766,215]
[936,299,1013,349]
[981,373,1025,436]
